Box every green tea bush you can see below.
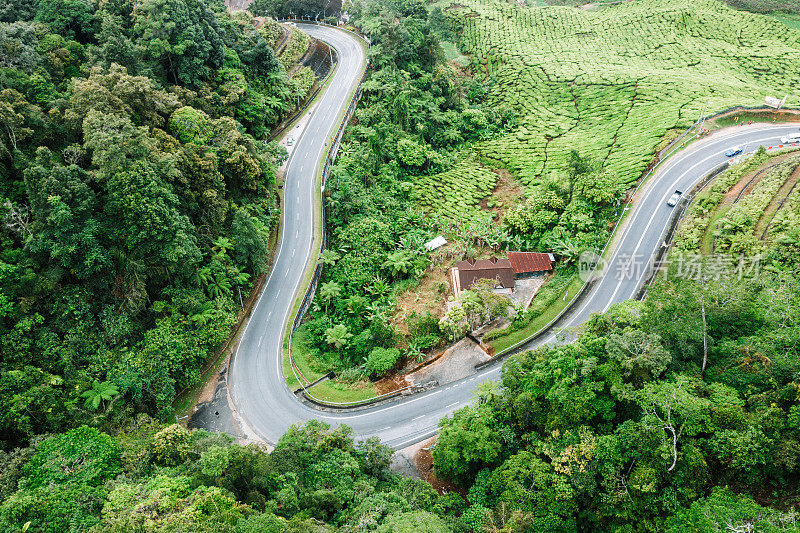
[442,0,800,190]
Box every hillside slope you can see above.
[441,0,800,188]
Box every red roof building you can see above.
[454,257,515,291]
[506,251,555,275]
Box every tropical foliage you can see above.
[435,258,800,530]
[0,419,469,532]
[0,0,320,445]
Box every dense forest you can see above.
[3,0,800,530]
[294,0,520,380]
[292,0,625,382]
[433,257,800,530]
[0,0,315,446]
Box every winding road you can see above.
[228,23,800,448]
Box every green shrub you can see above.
[365,347,402,379]
[24,426,120,488]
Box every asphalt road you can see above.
[228,24,800,449]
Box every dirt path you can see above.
[756,162,800,239]
[391,436,465,496]
[699,155,792,253]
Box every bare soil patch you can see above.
[411,437,467,497]
[480,168,524,217]
[375,373,410,395]
[708,108,800,130]
[392,248,454,338]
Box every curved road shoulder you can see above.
[227,25,800,447]
[228,24,367,444]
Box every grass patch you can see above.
[301,378,378,404]
[286,324,326,388]
[287,323,378,403]
[768,12,800,31]
[488,271,583,354]
[713,111,800,128]
[700,203,733,254]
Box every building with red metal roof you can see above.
[506,251,555,277]
[453,257,515,293]
[449,253,555,296]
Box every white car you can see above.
[666,190,682,207]
[781,133,800,144]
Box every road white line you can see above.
[600,132,786,313]
[258,336,263,347]
[412,415,425,421]
[392,428,439,449]
[446,402,460,409]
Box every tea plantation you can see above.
[438,0,800,190]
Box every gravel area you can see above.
[406,337,491,387]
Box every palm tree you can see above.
[208,271,232,299]
[213,237,233,255]
[320,249,340,266]
[81,380,119,411]
[542,227,582,264]
[382,250,414,277]
[365,301,386,323]
[191,301,220,326]
[325,324,352,350]
[319,281,341,310]
[369,275,390,297]
[406,342,425,364]
[475,379,502,404]
[345,295,368,315]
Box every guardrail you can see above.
[488,105,800,360]
[266,48,338,142]
[485,114,708,360]
[278,25,419,409]
[635,163,729,300]
[638,143,800,299]
[278,19,372,46]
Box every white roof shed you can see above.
[424,236,447,251]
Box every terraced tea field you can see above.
[411,160,498,217]
[439,0,800,190]
[675,150,800,255]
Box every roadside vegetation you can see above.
[4,0,800,530]
[0,0,322,445]
[433,142,800,528]
[675,147,800,255]
[0,418,471,532]
[294,0,800,394]
[434,255,800,529]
